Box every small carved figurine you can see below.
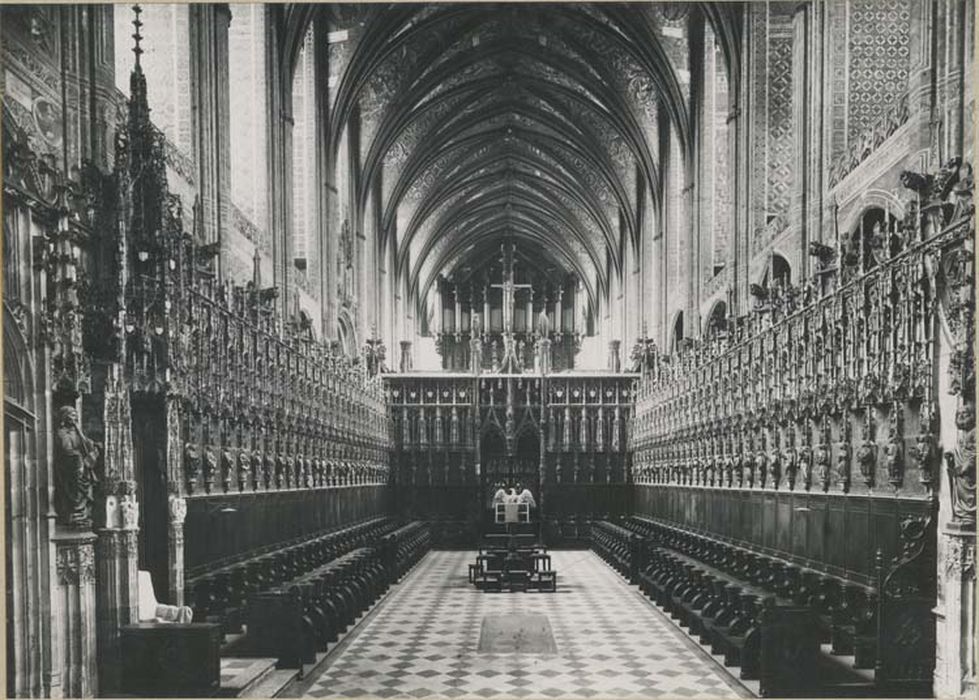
[856,440,876,486]
[883,425,903,488]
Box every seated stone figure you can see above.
[138,571,194,624]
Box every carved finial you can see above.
[132,5,144,67]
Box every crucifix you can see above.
[491,242,533,334]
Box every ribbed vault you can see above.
[286,2,697,325]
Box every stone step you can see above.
[239,668,300,698]
[216,657,279,698]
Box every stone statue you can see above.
[783,446,797,488]
[945,404,976,526]
[203,445,218,490]
[814,441,831,488]
[53,406,101,529]
[237,449,251,487]
[798,444,812,489]
[883,425,903,487]
[856,439,876,485]
[538,309,550,337]
[184,441,201,489]
[755,450,767,488]
[119,494,139,530]
[837,437,852,488]
[912,432,934,486]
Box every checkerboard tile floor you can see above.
[290,550,751,699]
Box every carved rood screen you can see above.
[631,160,974,505]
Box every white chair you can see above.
[138,570,194,623]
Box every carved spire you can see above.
[128,5,149,124]
[131,4,143,67]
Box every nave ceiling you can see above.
[283,2,737,313]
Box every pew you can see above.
[590,521,642,582]
[246,521,431,668]
[590,517,822,696]
[185,517,396,635]
[622,515,933,697]
[381,521,432,582]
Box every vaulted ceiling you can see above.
[283,3,738,314]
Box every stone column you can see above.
[941,0,967,159]
[168,495,188,606]
[54,531,98,698]
[790,4,810,278]
[608,340,621,373]
[94,364,139,695]
[537,337,552,376]
[399,340,412,372]
[189,3,232,278]
[265,4,289,321]
[95,518,138,695]
[215,4,233,277]
[934,526,976,697]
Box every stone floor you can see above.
[289,550,751,699]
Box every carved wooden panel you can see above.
[183,485,390,576]
[634,485,932,585]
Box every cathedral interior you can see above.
[1,2,976,698]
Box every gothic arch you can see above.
[337,308,359,359]
[669,311,685,352]
[758,252,792,287]
[841,191,907,234]
[4,303,42,699]
[3,304,35,419]
[703,300,728,337]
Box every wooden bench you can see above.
[185,517,396,635]
[380,521,431,582]
[590,520,642,582]
[624,514,935,697]
[588,517,821,696]
[247,546,389,667]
